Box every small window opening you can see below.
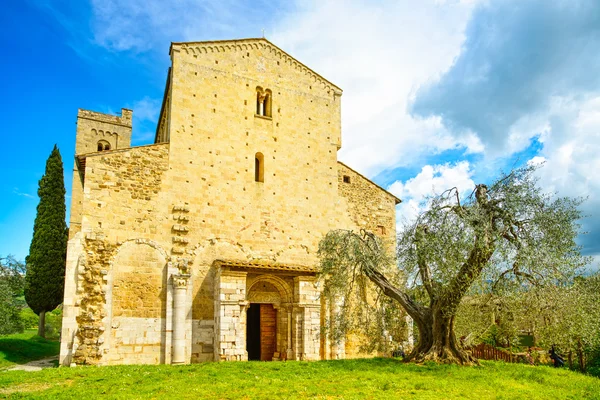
[255,87,272,117]
[255,152,264,182]
[343,175,351,184]
[377,225,386,236]
[97,140,110,152]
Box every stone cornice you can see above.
[170,38,343,96]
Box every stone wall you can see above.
[105,242,168,364]
[337,162,398,246]
[60,144,172,365]
[61,38,399,366]
[336,162,400,358]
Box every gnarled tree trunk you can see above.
[362,264,479,365]
[406,307,476,364]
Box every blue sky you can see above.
[1,0,599,268]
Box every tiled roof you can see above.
[214,259,317,273]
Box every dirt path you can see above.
[7,356,59,372]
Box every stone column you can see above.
[172,274,190,364]
[257,93,266,115]
[286,307,293,360]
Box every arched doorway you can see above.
[246,277,290,361]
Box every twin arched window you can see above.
[256,87,272,117]
[97,140,111,151]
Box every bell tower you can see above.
[68,108,133,239]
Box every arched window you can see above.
[97,140,111,151]
[264,89,272,117]
[255,87,272,118]
[255,152,264,182]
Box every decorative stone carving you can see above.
[173,274,191,289]
[247,291,281,305]
[172,224,189,232]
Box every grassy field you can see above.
[1,358,599,399]
[0,330,60,370]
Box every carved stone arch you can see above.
[105,239,171,364]
[190,237,248,266]
[110,238,170,264]
[91,128,97,134]
[247,274,293,304]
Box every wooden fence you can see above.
[468,343,518,363]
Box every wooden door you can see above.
[260,304,277,361]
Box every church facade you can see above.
[59,38,399,366]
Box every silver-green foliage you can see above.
[319,165,589,363]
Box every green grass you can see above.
[0,329,60,369]
[1,358,599,399]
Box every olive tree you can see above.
[318,165,588,364]
[532,275,600,371]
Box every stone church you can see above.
[59,38,399,366]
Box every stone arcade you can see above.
[59,38,400,365]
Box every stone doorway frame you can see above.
[247,274,292,360]
[213,260,321,362]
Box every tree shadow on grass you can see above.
[0,336,60,366]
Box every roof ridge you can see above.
[170,38,342,95]
[338,161,402,204]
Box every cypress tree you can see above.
[25,145,68,338]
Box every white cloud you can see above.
[12,188,34,199]
[270,0,483,176]
[130,96,161,123]
[127,96,162,145]
[388,161,475,224]
[90,0,287,53]
[529,95,600,256]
